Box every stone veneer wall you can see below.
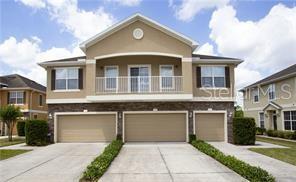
[48,101,234,143]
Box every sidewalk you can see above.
[210,141,296,182]
[258,135,296,143]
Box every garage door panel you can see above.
[58,114,116,142]
[125,113,186,142]
[195,113,225,141]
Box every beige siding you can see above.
[124,113,186,142]
[46,66,86,99]
[192,64,235,98]
[57,114,116,142]
[195,113,225,141]
[244,77,296,110]
[86,20,192,59]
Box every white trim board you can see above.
[193,110,228,142]
[54,111,118,143]
[95,52,183,60]
[122,111,189,143]
[21,109,47,114]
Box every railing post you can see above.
[86,59,96,95]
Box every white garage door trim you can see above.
[122,111,188,142]
[54,112,117,143]
[193,110,227,142]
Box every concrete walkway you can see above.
[210,142,296,182]
[0,143,106,182]
[100,143,245,182]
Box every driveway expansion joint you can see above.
[157,146,174,182]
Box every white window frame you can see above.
[127,64,151,93]
[258,112,265,128]
[159,65,175,90]
[252,87,259,103]
[104,65,119,91]
[268,84,275,101]
[55,67,80,91]
[201,65,226,88]
[283,110,296,131]
[9,91,24,105]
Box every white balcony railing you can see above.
[96,76,183,94]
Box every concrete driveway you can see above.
[100,143,245,182]
[0,143,106,182]
[210,142,296,182]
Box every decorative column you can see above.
[85,59,96,96]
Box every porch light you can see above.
[228,112,233,117]
[83,109,88,112]
[153,108,158,111]
[189,111,193,118]
[48,113,52,120]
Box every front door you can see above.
[272,112,278,130]
[129,66,150,92]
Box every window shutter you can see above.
[7,92,10,104]
[51,69,56,90]
[23,91,26,104]
[79,68,83,89]
[196,66,201,88]
[225,66,230,88]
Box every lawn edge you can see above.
[191,140,275,182]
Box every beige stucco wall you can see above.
[46,66,86,99]
[86,20,192,59]
[244,77,296,109]
[96,56,182,77]
[192,63,235,98]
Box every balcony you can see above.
[96,76,183,94]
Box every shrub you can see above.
[266,130,295,140]
[233,117,256,145]
[82,140,123,181]
[256,127,266,135]
[189,134,196,143]
[25,120,48,146]
[17,121,26,136]
[191,140,275,182]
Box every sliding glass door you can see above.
[129,66,150,92]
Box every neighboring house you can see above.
[39,14,242,143]
[240,64,296,131]
[0,74,47,135]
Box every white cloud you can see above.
[171,0,229,22]
[209,4,296,77]
[16,0,46,9]
[106,0,142,6]
[18,0,116,41]
[194,42,216,55]
[0,36,84,85]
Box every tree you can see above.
[0,105,22,141]
[234,105,244,118]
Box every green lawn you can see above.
[249,136,296,166]
[0,137,25,147]
[0,149,31,160]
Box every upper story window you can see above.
[252,88,259,102]
[268,84,275,100]
[104,66,118,90]
[39,94,43,106]
[9,91,24,104]
[55,68,79,90]
[201,66,225,88]
[160,65,174,89]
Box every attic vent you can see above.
[133,28,144,40]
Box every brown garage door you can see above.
[195,113,225,141]
[124,113,186,142]
[57,114,116,142]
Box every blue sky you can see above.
[1,0,296,105]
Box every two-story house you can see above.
[0,74,47,135]
[241,64,296,131]
[39,14,242,143]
